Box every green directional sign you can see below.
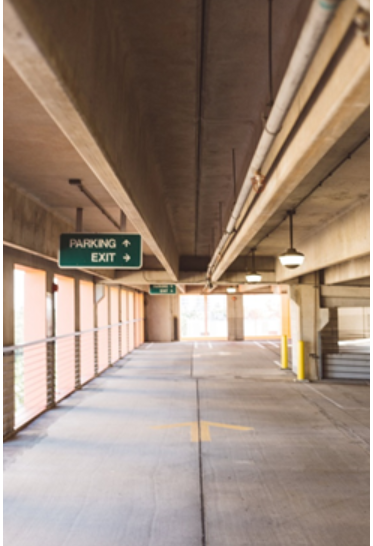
[149,284,177,295]
[59,233,142,269]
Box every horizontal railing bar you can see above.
[3,319,144,352]
[14,378,47,391]
[15,396,47,409]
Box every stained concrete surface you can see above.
[4,342,369,546]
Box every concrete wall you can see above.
[277,199,370,282]
[145,295,179,342]
[324,254,370,285]
[3,252,15,436]
[338,307,370,338]
[227,295,244,341]
[8,0,179,274]
[4,178,73,261]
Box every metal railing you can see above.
[3,319,144,437]
[320,328,370,380]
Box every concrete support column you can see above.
[289,279,320,380]
[145,295,179,342]
[118,288,122,357]
[281,294,291,337]
[74,278,81,389]
[94,284,99,376]
[3,253,15,438]
[227,295,244,341]
[46,270,55,409]
[108,286,112,366]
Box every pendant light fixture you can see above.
[246,248,262,282]
[279,211,305,269]
[226,286,237,294]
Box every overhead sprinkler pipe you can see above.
[206,0,340,282]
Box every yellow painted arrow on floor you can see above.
[153,421,253,442]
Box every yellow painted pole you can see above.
[281,335,288,370]
[298,341,305,380]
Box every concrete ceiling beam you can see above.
[211,16,370,282]
[220,272,276,284]
[324,254,370,285]
[321,285,370,307]
[4,178,117,281]
[114,270,276,286]
[276,198,369,282]
[4,0,179,281]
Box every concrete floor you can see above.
[4,342,370,546]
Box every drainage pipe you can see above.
[206,0,340,281]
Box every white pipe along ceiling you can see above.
[206,0,340,283]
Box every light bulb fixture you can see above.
[226,286,237,294]
[246,272,262,282]
[279,211,305,269]
[245,248,262,283]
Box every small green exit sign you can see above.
[149,285,177,295]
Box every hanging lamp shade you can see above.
[279,248,305,268]
[226,286,237,294]
[279,211,305,269]
[246,272,262,282]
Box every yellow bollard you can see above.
[298,341,305,380]
[281,335,288,370]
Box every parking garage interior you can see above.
[3,0,370,545]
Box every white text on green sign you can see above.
[149,285,177,295]
[59,233,142,269]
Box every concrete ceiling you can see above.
[241,109,370,259]
[4,0,312,256]
[3,0,369,290]
[106,0,313,256]
[3,58,155,257]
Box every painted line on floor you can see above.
[306,385,369,411]
[306,384,344,409]
[208,342,213,349]
[269,342,278,347]
[254,342,265,349]
[146,343,153,350]
[273,360,281,367]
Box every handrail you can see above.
[3,318,145,353]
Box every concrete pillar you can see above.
[3,253,15,438]
[118,288,122,357]
[227,295,244,341]
[94,283,99,376]
[46,270,56,409]
[145,294,179,342]
[281,294,291,337]
[289,279,320,380]
[107,286,111,366]
[74,278,81,389]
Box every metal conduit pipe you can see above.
[206,0,340,281]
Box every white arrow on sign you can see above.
[123,254,131,262]
[122,240,131,247]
